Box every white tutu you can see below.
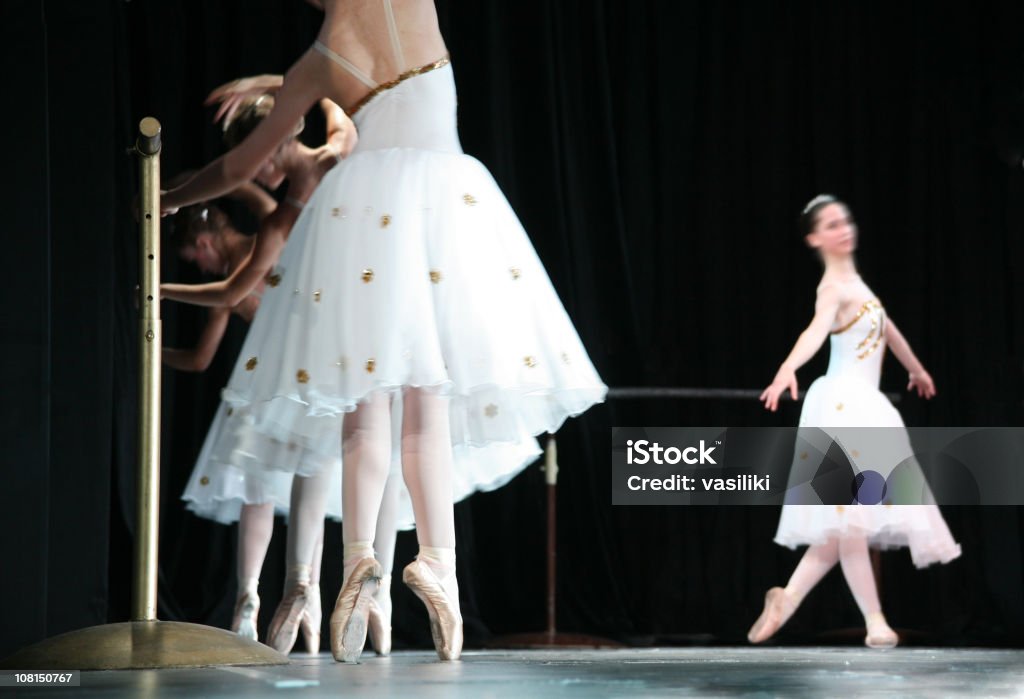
[181,401,343,525]
[774,299,961,568]
[214,63,603,511]
[182,399,542,530]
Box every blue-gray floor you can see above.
[17,648,1024,698]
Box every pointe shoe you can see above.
[330,557,382,663]
[301,584,322,654]
[368,574,392,656]
[231,591,260,641]
[747,587,798,644]
[267,583,311,654]
[865,612,899,649]
[403,560,463,661]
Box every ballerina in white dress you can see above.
[160,0,606,662]
[748,195,960,648]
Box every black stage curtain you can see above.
[3,0,1023,658]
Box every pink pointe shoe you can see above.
[267,583,312,654]
[329,558,382,663]
[367,574,392,657]
[231,591,260,641]
[301,584,322,653]
[402,560,463,661]
[865,612,899,649]
[747,587,798,644]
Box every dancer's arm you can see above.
[162,54,322,213]
[163,305,231,372]
[161,208,295,308]
[206,74,285,124]
[885,318,936,398]
[761,285,841,411]
[322,98,358,158]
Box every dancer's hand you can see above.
[159,190,180,217]
[205,74,284,124]
[907,369,936,399]
[761,366,798,412]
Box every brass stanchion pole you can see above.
[489,434,622,649]
[134,116,162,623]
[0,119,287,670]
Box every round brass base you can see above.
[0,621,288,671]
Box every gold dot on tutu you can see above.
[200,476,210,486]
[463,193,477,206]
[429,270,442,284]
[361,269,374,283]
[297,369,310,384]
[266,273,282,287]
[332,206,348,218]
[510,267,521,280]
[799,452,808,460]
[835,505,845,513]
[245,357,258,371]
[365,358,376,373]
[380,214,392,228]
[484,404,499,418]
[835,402,844,411]
[851,449,860,458]
[313,289,322,303]
[524,356,537,368]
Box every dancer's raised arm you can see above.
[761,285,841,411]
[162,54,323,213]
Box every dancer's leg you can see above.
[267,469,331,653]
[400,388,455,550]
[368,473,402,656]
[341,392,392,571]
[399,387,461,660]
[237,502,274,597]
[838,535,897,647]
[375,474,401,576]
[749,537,839,643]
[233,502,274,639]
[287,470,331,579]
[785,537,840,605]
[306,520,325,654]
[331,393,392,662]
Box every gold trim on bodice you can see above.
[347,56,451,117]
[831,299,885,360]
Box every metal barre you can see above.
[606,386,902,403]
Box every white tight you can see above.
[784,534,882,619]
[340,389,455,576]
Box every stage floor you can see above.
[31,647,1024,697]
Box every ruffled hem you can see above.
[775,504,962,568]
[183,393,545,529]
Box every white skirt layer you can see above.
[774,375,961,568]
[211,147,603,512]
[181,401,542,530]
[181,403,342,525]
